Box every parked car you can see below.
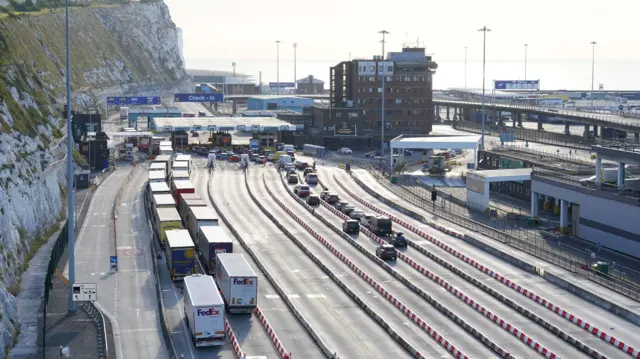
[338,147,353,154]
[365,151,382,158]
[326,193,340,204]
[342,204,356,215]
[388,232,408,248]
[306,195,320,206]
[335,201,349,211]
[360,213,376,228]
[229,155,241,162]
[288,175,299,184]
[376,244,397,260]
[342,220,360,234]
[293,185,310,197]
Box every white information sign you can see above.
[72,283,97,302]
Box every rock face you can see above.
[0,2,186,356]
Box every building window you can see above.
[395,99,402,104]
[404,76,410,81]
[368,66,376,72]
[386,76,392,81]
[378,88,382,93]
[387,66,394,72]
[368,88,373,93]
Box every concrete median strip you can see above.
[267,173,476,359]
[248,174,430,359]
[333,174,640,359]
[207,171,336,358]
[224,317,246,359]
[253,307,292,359]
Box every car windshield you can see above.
[377,219,392,228]
[307,173,317,178]
[347,221,359,228]
[383,247,395,253]
[300,186,309,191]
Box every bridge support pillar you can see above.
[531,191,540,217]
[584,124,590,139]
[214,102,219,111]
[554,198,560,215]
[593,125,598,137]
[564,123,570,135]
[232,101,237,114]
[635,132,639,143]
[543,195,552,211]
[559,200,570,234]
[517,113,523,127]
[446,106,450,120]
[537,116,544,131]
[618,162,626,191]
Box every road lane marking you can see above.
[307,294,326,299]
[264,294,280,299]
[288,294,300,299]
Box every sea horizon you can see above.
[185,58,639,91]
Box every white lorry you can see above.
[214,253,258,314]
[119,107,129,120]
[183,274,225,347]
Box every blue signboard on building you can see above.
[174,93,225,103]
[263,126,280,132]
[106,96,161,106]
[269,82,295,89]
[494,80,540,90]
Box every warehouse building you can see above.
[247,95,314,113]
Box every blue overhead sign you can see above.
[269,82,295,89]
[106,96,161,106]
[174,93,225,103]
[494,80,540,90]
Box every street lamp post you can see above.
[276,40,281,94]
[65,0,76,313]
[478,26,491,151]
[464,46,468,90]
[590,41,597,107]
[232,62,236,78]
[524,43,528,82]
[293,43,298,94]
[378,30,389,155]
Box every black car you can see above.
[295,161,309,170]
[326,193,340,204]
[376,244,397,260]
[342,220,360,234]
[389,232,408,248]
[288,175,299,184]
[307,195,320,206]
[303,168,315,176]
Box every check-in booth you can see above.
[466,168,532,212]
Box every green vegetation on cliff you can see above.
[0,1,184,139]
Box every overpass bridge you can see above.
[225,95,640,135]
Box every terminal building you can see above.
[296,75,325,94]
[330,47,438,145]
[471,144,640,257]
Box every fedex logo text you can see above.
[197,308,220,316]
[233,278,254,285]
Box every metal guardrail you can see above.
[594,141,640,153]
[532,168,640,200]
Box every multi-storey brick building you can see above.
[330,47,436,144]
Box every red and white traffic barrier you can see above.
[269,192,469,359]
[319,200,559,359]
[225,318,246,359]
[335,176,640,359]
[253,307,292,359]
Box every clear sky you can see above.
[165,0,640,90]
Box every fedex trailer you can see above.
[214,253,257,314]
[183,274,225,347]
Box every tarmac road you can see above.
[323,167,640,356]
[262,168,495,359]
[63,168,130,359]
[113,165,169,358]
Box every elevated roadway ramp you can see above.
[261,169,498,358]
[322,168,640,352]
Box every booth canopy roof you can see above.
[153,116,292,128]
[111,131,154,138]
[467,168,532,182]
[391,135,481,149]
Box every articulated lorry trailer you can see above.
[183,274,225,347]
[214,253,257,314]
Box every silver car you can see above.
[350,210,365,219]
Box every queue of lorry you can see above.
[146,143,260,348]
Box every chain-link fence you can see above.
[363,167,640,300]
